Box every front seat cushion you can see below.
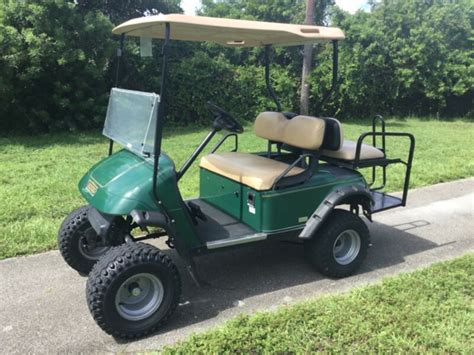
[199,152,304,191]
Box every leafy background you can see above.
[0,0,472,133]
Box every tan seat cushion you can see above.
[200,152,304,191]
[322,140,385,161]
[254,112,326,150]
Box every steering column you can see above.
[176,101,243,180]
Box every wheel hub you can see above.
[115,273,164,321]
[128,282,142,297]
[332,229,361,265]
[78,228,110,260]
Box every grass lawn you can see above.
[163,254,474,353]
[0,117,473,259]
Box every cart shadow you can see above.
[113,218,443,343]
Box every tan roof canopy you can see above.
[113,14,345,47]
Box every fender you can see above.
[299,185,373,239]
[87,208,172,239]
[88,207,123,238]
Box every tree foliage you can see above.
[0,0,472,133]
[318,0,474,118]
[73,0,181,24]
[0,1,114,132]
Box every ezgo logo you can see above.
[85,179,99,196]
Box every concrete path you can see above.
[1,178,473,353]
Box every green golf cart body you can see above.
[56,14,415,339]
[80,143,369,250]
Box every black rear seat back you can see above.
[282,112,298,120]
[279,113,343,153]
[320,117,343,151]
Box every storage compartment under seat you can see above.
[199,165,365,233]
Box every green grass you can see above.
[163,254,474,353]
[0,118,473,259]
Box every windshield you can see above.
[103,88,159,156]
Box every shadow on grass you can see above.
[114,217,438,344]
[0,125,213,149]
[338,118,409,129]
[0,131,105,149]
[339,116,472,128]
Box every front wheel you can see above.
[304,209,369,278]
[86,242,181,339]
[57,205,125,275]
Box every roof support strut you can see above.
[316,40,339,112]
[264,45,282,112]
[152,22,171,202]
[109,33,126,156]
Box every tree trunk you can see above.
[300,0,316,115]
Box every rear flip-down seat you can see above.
[322,140,384,160]
[319,117,385,161]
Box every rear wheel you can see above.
[304,209,369,278]
[57,206,125,275]
[86,242,181,339]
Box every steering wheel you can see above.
[207,101,244,134]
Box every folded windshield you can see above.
[103,88,159,157]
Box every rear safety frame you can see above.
[321,115,415,213]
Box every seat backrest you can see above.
[320,117,344,151]
[254,112,326,151]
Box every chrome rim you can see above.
[115,273,164,321]
[333,229,361,265]
[78,228,110,260]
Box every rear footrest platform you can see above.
[370,191,403,213]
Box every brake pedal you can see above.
[188,201,207,222]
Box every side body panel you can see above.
[199,166,367,233]
[199,170,242,219]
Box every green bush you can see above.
[0,1,114,132]
[165,52,299,125]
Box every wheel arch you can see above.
[299,185,373,240]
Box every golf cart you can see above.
[57,14,415,338]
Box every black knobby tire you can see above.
[57,205,124,275]
[304,209,369,278]
[86,242,181,339]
